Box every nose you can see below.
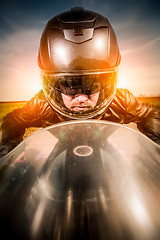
[74,94,89,103]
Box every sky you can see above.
[0,0,160,101]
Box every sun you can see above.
[32,81,42,92]
[117,76,127,88]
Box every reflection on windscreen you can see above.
[24,130,58,172]
[107,127,140,155]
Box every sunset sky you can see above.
[0,0,160,101]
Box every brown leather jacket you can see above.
[1,88,160,151]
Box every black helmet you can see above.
[38,7,121,119]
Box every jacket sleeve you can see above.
[1,93,44,151]
[123,89,160,145]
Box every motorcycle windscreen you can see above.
[0,120,160,240]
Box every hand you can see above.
[0,145,10,158]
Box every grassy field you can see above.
[138,97,160,106]
[0,97,160,139]
[0,101,40,139]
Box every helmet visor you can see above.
[42,70,117,119]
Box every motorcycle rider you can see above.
[1,7,160,154]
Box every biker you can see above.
[1,7,160,154]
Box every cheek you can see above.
[90,92,100,105]
[61,93,73,108]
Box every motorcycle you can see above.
[0,120,160,240]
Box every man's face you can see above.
[61,92,100,112]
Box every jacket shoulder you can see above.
[113,88,139,109]
[110,88,128,110]
[114,88,132,100]
[33,90,46,101]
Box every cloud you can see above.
[0,28,42,100]
[121,36,160,55]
